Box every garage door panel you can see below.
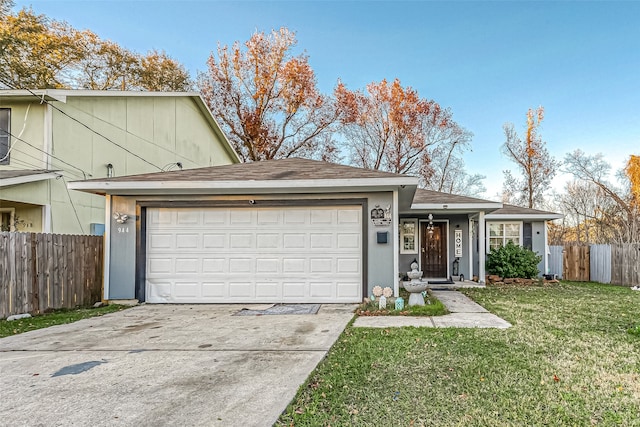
[203,233,226,248]
[337,233,360,249]
[337,258,360,273]
[203,258,225,273]
[175,258,199,274]
[283,258,305,273]
[256,258,279,273]
[173,282,200,299]
[283,234,306,249]
[255,282,279,298]
[230,210,252,224]
[256,233,279,249]
[148,233,173,249]
[176,210,200,225]
[310,234,332,248]
[229,282,254,297]
[284,210,308,224]
[176,234,200,249]
[202,282,225,297]
[148,258,172,274]
[146,206,362,303]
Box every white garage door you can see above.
[145,205,363,303]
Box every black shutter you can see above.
[0,109,9,165]
[523,222,532,250]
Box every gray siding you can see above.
[107,192,395,301]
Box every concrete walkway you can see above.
[353,290,511,329]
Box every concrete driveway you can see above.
[0,304,354,427]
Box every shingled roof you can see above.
[487,204,563,219]
[412,188,499,205]
[79,158,412,182]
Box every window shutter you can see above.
[523,222,532,250]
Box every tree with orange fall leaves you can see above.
[198,28,338,162]
[334,78,473,187]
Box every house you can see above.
[0,90,239,234]
[69,158,562,304]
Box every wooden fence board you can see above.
[0,233,9,318]
[0,232,103,318]
[563,245,590,281]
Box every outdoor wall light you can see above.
[426,213,434,236]
[113,212,129,224]
[106,163,114,178]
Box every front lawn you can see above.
[0,305,129,338]
[278,282,640,426]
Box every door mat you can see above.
[234,304,321,316]
[428,280,455,285]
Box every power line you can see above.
[61,176,85,234]
[7,146,86,179]
[7,130,91,178]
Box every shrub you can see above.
[486,241,542,279]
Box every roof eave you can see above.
[485,213,564,220]
[0,171,62,187]
[68,177,419,195]
[410,202,503,211]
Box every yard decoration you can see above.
[395,297,404,310]
[372,286,383,297]
[378,295,387,309]
[382,287,393,298]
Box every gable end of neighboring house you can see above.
[0,90,239,234]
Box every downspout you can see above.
[43,103,53,232]
[468,216,473,281]
[103,195,111,301]
[478,211,486,284]
[392,189,399,297]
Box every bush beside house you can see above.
[486,241,542,279]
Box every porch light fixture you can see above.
[106,163,114,178]
[427,213,434,236]
[113,212,129,224]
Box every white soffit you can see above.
[0,171,62,187]
[68,177,419,195]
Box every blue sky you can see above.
[14,0,640,200]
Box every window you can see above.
[0,108,9,165]
[488,222,521,251]
[400,219,418,254]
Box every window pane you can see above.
[489,223,502,237]
[505,223,520,237]
[489,238,503,251]
[506,237,520,246]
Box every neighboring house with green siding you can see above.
[0,90,239,234]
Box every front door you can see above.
[421,222,447,277]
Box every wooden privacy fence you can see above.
[563,245,590,282]
[0,232,103,319]
[549,244,640,286]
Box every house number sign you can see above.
[454,229,463,257]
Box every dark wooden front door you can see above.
[421,222,447,277]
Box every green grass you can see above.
[278,281,640,426]
[0,305,129,338]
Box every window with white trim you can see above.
[488,222,521,251]
[0,108,10,165]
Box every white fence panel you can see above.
[549,246,564,279]
[589,244,611,284]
